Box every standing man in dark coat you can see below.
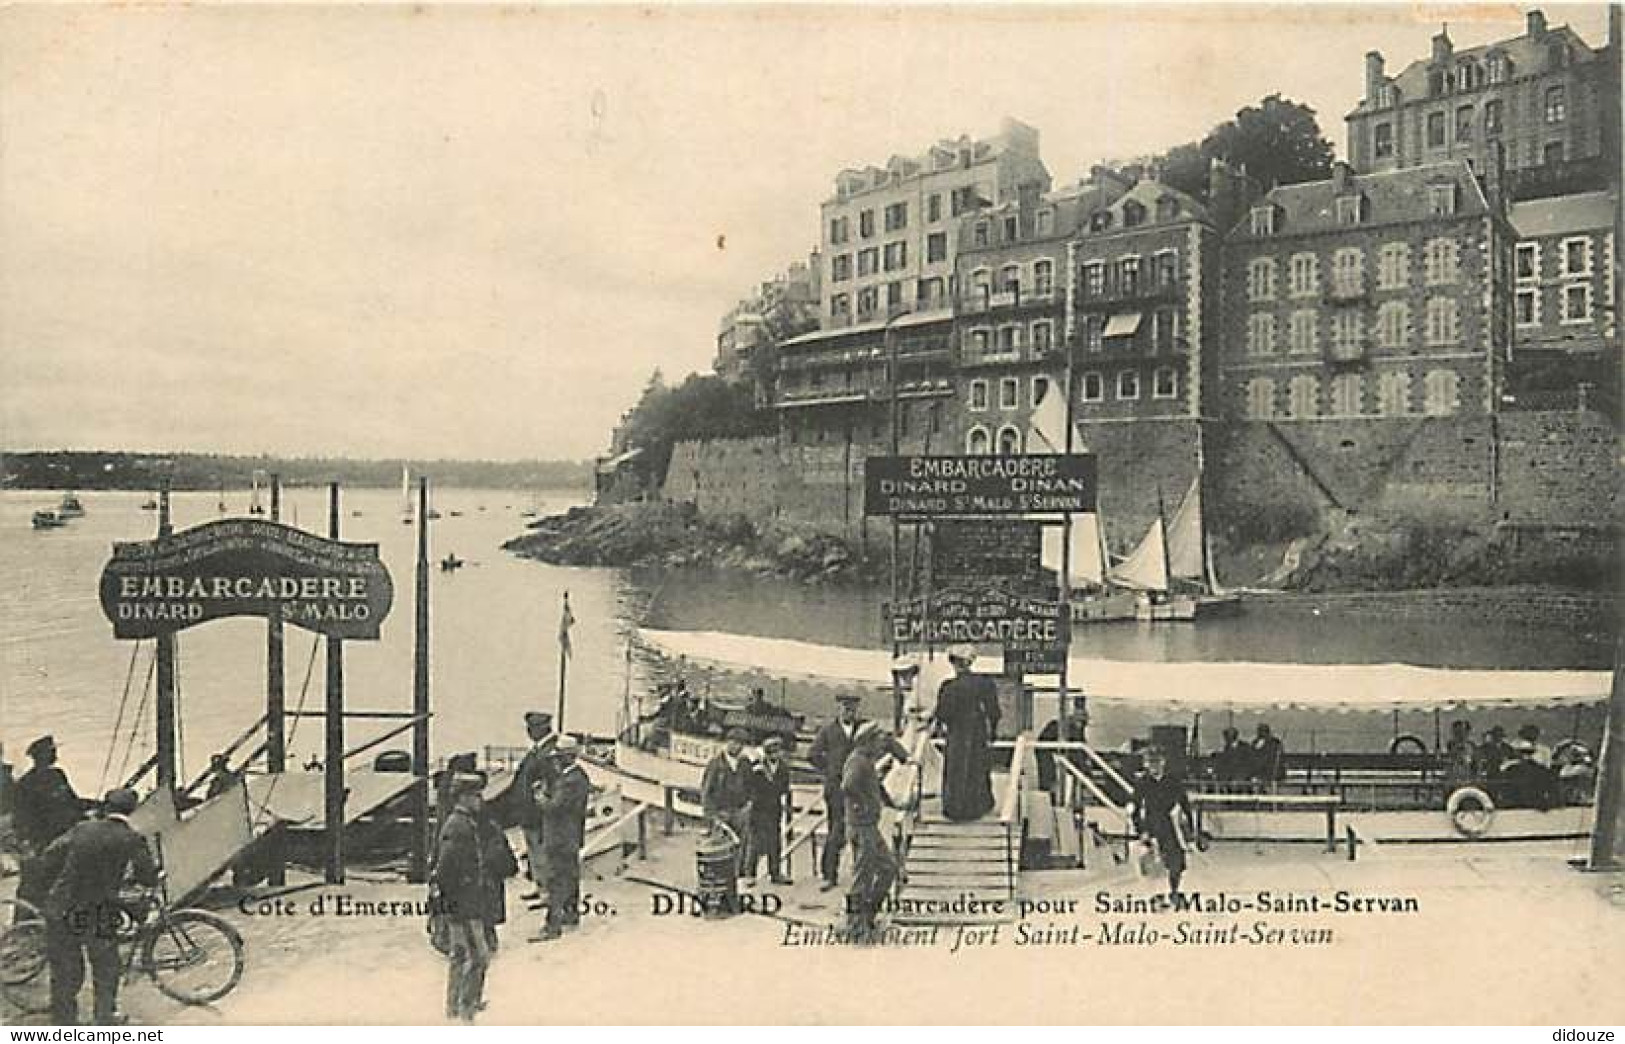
[700,727,754,885]
[807,692,863,891]
[932,645,1001,821]
[434,775,493,1022]
[1249,724,1286,787]
[842,723,903,934]
[511,711,556,902]
[1131,749,1194,896]
[15,736,84,855]
[534,736,590,942]
[745,736,793,885]
[35,788,158,1026]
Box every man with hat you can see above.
[1129,748,1193,897]
[745,736,793,885]
[434,774,494,1021]
[808,691,910,891]
[533,735,591,941]
[842,722,903,934]
[32,787,158,1025]
[511,711,557,901]
[701,727,755,887]
[15,736,85,856]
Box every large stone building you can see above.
[1346,10,1620,195]
[1220,159,1515,422]
[819,119,1050,328]
[714,255,821,401]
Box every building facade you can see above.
[1221,160,1514,422]
[819,119,1050,329]
[714,255,822,402]
[1347,10,1620,193]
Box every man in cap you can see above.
[434,774,493,1021]
[808,692,910,891]
[15,736,84,856]
[511,711,557,901]
[842,722,902,934]
[33,787,157,1025]
[533,735,591,941]
[745,736,793,885]
[1130,748,1194,897]
[701,727,755,887]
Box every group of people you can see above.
[1206,724,1287,785]
[1444,720,1594,809]
[698,725,795,886]
[12,735,159,1025]
[430,710,591,1023]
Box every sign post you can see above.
[410,477,432,883]
[325,484,345,884]
[266,474,286,886]
[155,482,178,794]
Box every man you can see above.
[34,788,158,1025]
[433,774,493,1022]
[745,736,793,885]
[1211,727,1251,784]
[1443,720,1477,789]
[203,753,242,800]
[700,728,754,887]
[1130,749,1194,896]
[1476,725,1513,779]
[511,711,557,902]
[1250,724,1285,786]
[15,736,84,856]
[534,735,590,942]
[807,692,909,891]
[842,722,902,934]
[1517,724,1553,769]
[1498,740,1558,810]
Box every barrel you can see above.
[695,824,739,918]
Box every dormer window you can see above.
[1250,205,1276,236]
[1155,197,1179,221]
[1377,83,1397,108]
[1486,53,1508,83]
[1123,201,1146,228]
[1335,195,1364,226]
[973,222,989,248]
[1090,211,1113,232]
[1035,208,1054,236]
[1428,183,1458,217]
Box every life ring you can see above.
[1446,786,1495,838]
[1389,734,1428,756]
[1553,740,1592,766]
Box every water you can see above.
[2,488,1612,789]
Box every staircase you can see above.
[893,813,1017,926]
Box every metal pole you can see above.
[155,481,178,796]
[1587,631,1625,870]
[1058,240,1079,748]
[409,477,432,883]
[886,310,909,731]
[556,592,571,729]
[324,482,345,884]
[266,474,287,886]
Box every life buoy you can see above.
[1446,785,1495,838]
[1553,740,1592,766]
[1389,734,1428,756]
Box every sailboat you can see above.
[1108,475,1240,621]
[249,470,267,515]
[400,466,414,525]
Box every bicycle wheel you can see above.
[0,898,51,1015]
[141,909,244,1005]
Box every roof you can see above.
[778,307,954,349]
[1098,178,1210,228]
[1360,24,1601,116]
[1228,161,1489,241]
[1510,190,1617,238]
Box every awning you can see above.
[636,629,1610,713]
[1103,312,1143,339]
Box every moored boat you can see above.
[56,492,85,518]
[31,509,66,530]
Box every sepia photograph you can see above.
[0,0,1621,1028]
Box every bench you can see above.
[1189,792,1343,852]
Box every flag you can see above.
[558,592,575,659]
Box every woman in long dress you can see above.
[932,644,1001,821]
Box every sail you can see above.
[1166,474,1205,583]
[400,466,411,515]
[1026,379,1070,454]
[1041,512,1105,586]
[1109,515,1168,592]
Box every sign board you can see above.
[1003,643,1068,676]
[932,519,1042,588]
[670,732,726,767]
[99,519,393,640]
[885,586,1065,647]
[864,454,1096,516]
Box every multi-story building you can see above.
[714,255,821,400]
[819,119,1050,329]
[1507,188,1618,410]
[1347,10,1620,194]
[1221,159,1514,421]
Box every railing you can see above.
[957,288,1058,314]
[1077,280,1182,306]
[1056,756,1134,866]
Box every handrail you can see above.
[1056,757,1133,830]
[1079,743,1135,798]
[178,713,270,798]
[342,713,431,763]
[999,733,1030,824]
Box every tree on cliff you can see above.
[1158,93,1335,202]
[617,372,771,488]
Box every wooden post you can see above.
[266,474,287,886]
[324,483,345,884]
[1587,631,1625,870]
[154,482,178,795]
[409,477,432,883]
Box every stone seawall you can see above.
[1245,586,1618,634]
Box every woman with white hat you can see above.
[931,644,1001,821]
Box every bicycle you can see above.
[0,882,245,1018]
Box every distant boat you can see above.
[440,554,464,572]
[218,482,228,514]
[448,509,463,518]
[400,466,414,525]
[520,492,541,519]
[1104,473,1240,622]
[32,510,66,530]
[140,498,158,511]
[56,493,85,518]
[249,470,267,515]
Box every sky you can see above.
[0,2,1609,461]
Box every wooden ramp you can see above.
[893,812,1017,926]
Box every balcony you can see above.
[956,287,1058,315]
[1327,338,1370,368]
[773,385,874,409]
[1076,279,1182,308]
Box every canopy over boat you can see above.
[637,628,1609,713]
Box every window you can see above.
[1543,141,1566,165]
[1245,378,1276,419]
[917,276,945,306]
[972,268,991,298]
[1289,253,1319,297]
[997,325,1022,356]
[1153,366,1178,400]
[1487,54,1507,83]
[1377,243,1410,290]
[1428,183,1458,217]
[1428,70,1445,97]
[1427,111,1446,146]
[999,216,1016,243]
[1456,106,1474,141]
[1032,320,1054,355]
[1032,375,1051,405]
[998,377,1019,410]
[1120,257,1141,295]
[1121,200,1147,227]
[1247,312,1276,355]
[951,185,979,217]
[1425,297,1460,345]
[859,210,875,238]
[968,328,990,359]
[1516,242,1540,280]
[1288,375,1319,418]
[1562,283,1592,323]
[1332,247,1364,296]
[1034,259,1054,296]
[973,222,989,248]
[1289,310,1318,355]
[1247,258,1277,301]
[1090,211,1113,233]
[831,254,852,281]
[1515,288,1539,326]
[1083,314,1103,353]
[830,293,849,319]
[1424,238,1460,285]
[1330,374,1363,416]
[1377,83,1396,108]
[966,426,991,454]
[1083,262,1106,297]
[857,248,878,277]
[884,202,908,232]
[830,216,849,245]
[883,242,908,271]
[1561,237,1592,277]
[1249,206,1276,236]
[1485,99,1503,135]
[996,426,1022,456]
[1335,195,1363,226]
[1378,371,1411,416]
[1374,122,1394,158]
[969,379,989,410]
[1423,369,1460,416]
[886,281,903,308]
[857,287,879,318]
[1000,264,1021,293]
[1153,250,1178,288]
[1152,309,1177,353]
[1545,85,1566,123]
[1117,370,1140,400]
[1330,311,1365,360]
[1036,209,1054,236]
[1377,301,1410,350]
[927,194,942,223]
[1081,372,1104,402]
[926,232,947,264]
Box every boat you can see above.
[217,482,228,514]
[248,470,267,515]
[31,510,66,530]
[140,498,158,511]
[400,466,414,525]
[440,554,465,572]
[56,493,85,518]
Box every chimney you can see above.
[1527,9,1547,39]
[1017,181,1042,233]
[1365,51,1386,102]
[1208,158,1254,230]
[1332,160,1353,195]
[1483,140,1508,214]
[1432,24,1453,63]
